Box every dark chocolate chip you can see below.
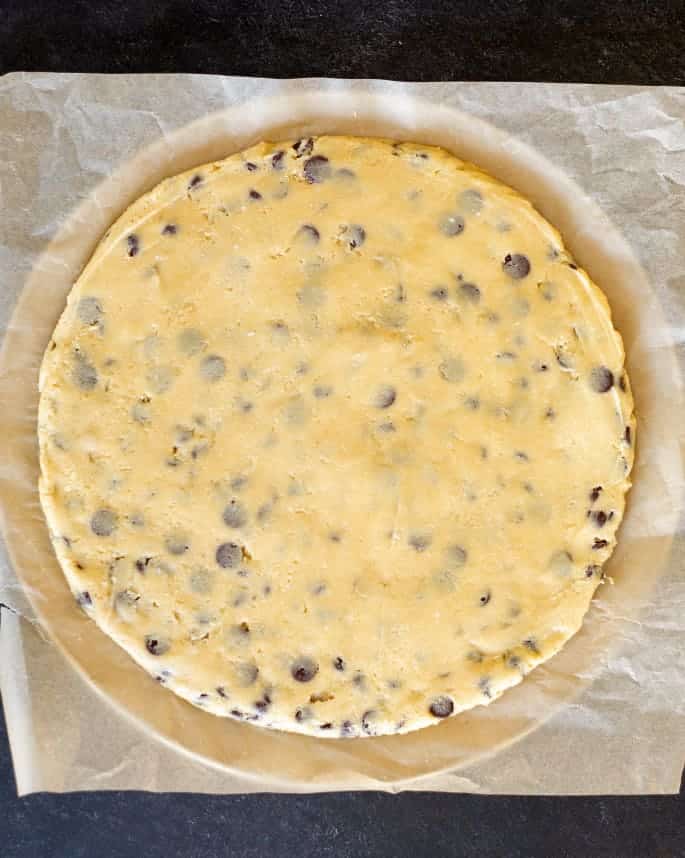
[126,234,139,257]
[255,693,272,712]
[292,137,314,159]
[619,374,627,392]
[200,354,226,382]
[593,538,609,550]
[440,214,465,236]
[188,174,203,190]
[624,426,632,445]
[568,262,578,270]
[223,500,248,528]
[591,510,608,527]
[479,590,492,606]
[430,286,448,301]
[145,635,170,656]
[502,253,531,279]
[361,710,376,735]
[340,720,354,737]
[585,565,601,578]
[77,296,103,325]
[77,591,92,608]
[271,150,285,170]
[374,385,397,409]
[408,533,431,553]
[343,224,366,249]
[514,451,529,462]
[245,161,258,172]
[135,556,151,573]
[333,656,345,671]
[216,542,242,568]
[458,282,481,304]
[296,223,320,243]
[429,696,454,718]
[291,657,319,682]
[295,706,312,722]
[303,155,331,183]
[90,508,117,537]
[217,686,228,698]
[248,189,262,200]
[523,637,540,654]
[590,366,614,393]
[162,223,178,236]
[73,356,98,390]
[319,722,334,730]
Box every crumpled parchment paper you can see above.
[0,74,683,795]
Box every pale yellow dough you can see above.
[38,136,635,737]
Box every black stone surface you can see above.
[1,1,684,855]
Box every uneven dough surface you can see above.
[38,136,635,737]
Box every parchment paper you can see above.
[0,74,683,796]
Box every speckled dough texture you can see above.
[38,136,635,738]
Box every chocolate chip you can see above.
[319,722,334,730]
[589,486,603,503]
[585,565,601,578]
[126,234,139,257]
[440,214,465,236]
[514,451,529,462]
[568,262,578,270]
[313,385,333,399]
[447,545,468,567]
[333,656,345,671]
[409,533,431,553]
[73,355,98,390]
[502,253,531,279]
[77,296,103,325]
[162,223,178,236]
[216,686,228,698]
[271,150,285,170]
[165,534,189,555]
[296,223,320,243]
[361,710,376,735]
[255,693,272,712]
[200,354,226,382]
[343,224,366,249]
[430,286,448,301]
[223,500,247,528]
[295,706,312,722]
[292,137,314,159]
[188,174,203,190]
[77,591,92,608]
[245,161,258,171]
[373,385,397,409]
[478,676,493,698]
[523,637,540,654]
[90,508,117,537]
[479,590,492,606]
[458,282,481,304]
[429,696,454,718]
[303,155,331,183]
[291,657,319,682]
[216,542,242,568]
[591,510,608,527]
[624,426,632,445]
[593,538,609,550]
[340,720,354,737]
[248,189,262,200]
[135,556,151,573]
[619,374,627,392]
[145,635,170,656]
[590,366,614,393]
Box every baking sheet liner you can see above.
[0,75,683,795]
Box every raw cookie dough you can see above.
[38,136,635,738]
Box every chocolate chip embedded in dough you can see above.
[90,508,118,537]
[340,720,354,737]
[73,354,98,390]
[188,174,203,190]
[458,282,481,304]
[430,286,449,302]
[77,296,103,326]
[76,591,92,609]
[624,426,632,445]
[216,541,242,569]
[162,223,178,236]
[145,635,170,656]
[126,234,139,257]
[296,223,320,243]
[502,253,531,279]
[271,150,285,170]
[248,189,263,200]
[373,385,397,409]
[408,532,431,553]
[589,486,603,503]
[313,384,333,399]
[295,706,312,722]
[429,696,454,718]
[440,214,465,237]
[291,657,319,682]
[245,161,258,172]
[303,155,331,183]
[223,499,248,528]
[292,137,314,159]
[479,590,492,606]
[592,538,609,550]
[333,656,345,671]
[590,366,614,393]
[200,354,226,382]
[590,510,608,527]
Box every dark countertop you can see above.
[1,2,684,856]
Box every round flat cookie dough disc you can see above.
[38,136,635,738]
